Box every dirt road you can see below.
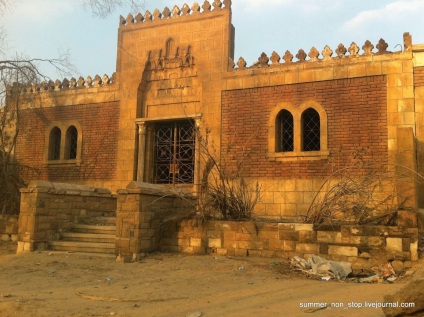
[0,241,415,317]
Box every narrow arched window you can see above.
[65,125,78,159]
[302,108,320,151]
[48,127,61,160]
[276,110,294,152]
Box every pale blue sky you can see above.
[3,0,424,80]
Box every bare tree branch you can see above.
[80,0,144,18]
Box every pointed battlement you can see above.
[119,0,231,28]
[229,33,413,70]
[9,73,116,95]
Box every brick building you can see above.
[8,1,424,220]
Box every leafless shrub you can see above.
[199,128,261,220]
[304,147,406,226]
[0,54,73,215]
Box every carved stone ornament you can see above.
[85,76,93,87]
[308,47,320,61]
[62,78,70,89]
[348,42,359,57]
[77,76,85,88]
[202,0,212,12]
[119,15,126,26]
[335,43,347,58]
[93,75,102,87]
[270,51,280,65]
[54,79,62,91]
[144,11,153,22]
[404,32,412,52]
[213,0,222,10]
[376,38,389,54]
[192,3,201,14]
[14,73,116,93]
[70,77,77,88]
[102,74,110,85]
[153,9,162,20]
[135,12,143,23]
[296,49,307,62]
[172,5,181,17]
[126,13,134,24]
[362,40,374,56]
[258,52,269,67]
[283,50,293,63]
[181,4,191,16]
[162,7,171,18]
[322,45,333,60]
[237,57,247,69]
[223,0,232,8]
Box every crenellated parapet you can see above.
[229,33,413,70]
[8,73,116,95]
[119,0,231,28]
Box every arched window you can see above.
[302,108,320,151]
[65,125,78,159]
[268,101,328,161]
[48,127,61,160]
[276,110,294,152]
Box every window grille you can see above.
[277,110,294,152]
[66,126,78,159]
[302,108,320,151]
[49,127,61,160]
[154,120,195,184]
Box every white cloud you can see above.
[343,0,424,32]
[233,0,341,15]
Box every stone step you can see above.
[72,224,116,235]
[60,232,115,244]
[78,216,116,226]
[47,241,115,254]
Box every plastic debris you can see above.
[321,276,331,281]
[359,275,382,283]
[291,255,352,280]
[186,312,202,317]
[239,266,245,271]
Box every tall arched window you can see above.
[48,127,61,160]
[302,108,320,151]
[276,110,294,152]
[65,125,78,159]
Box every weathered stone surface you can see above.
[296,243,319,253]
[386,237,403,252]
[208,238,222,248]
[317,231,342,243]
[328,245,358,257]
[279,230,299,241]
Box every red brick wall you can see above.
[221,76,388,178]
[15,101,120,182]
[414,66,424,86]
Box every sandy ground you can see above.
[0,240,420,317]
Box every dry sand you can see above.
[0,240,417,317]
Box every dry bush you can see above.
[305,147,408,225]
[199,128,261,220]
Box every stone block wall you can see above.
[17,181,116,252]
[116,181,196,259]
[161,215,419,272]
[0,215,18,242]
